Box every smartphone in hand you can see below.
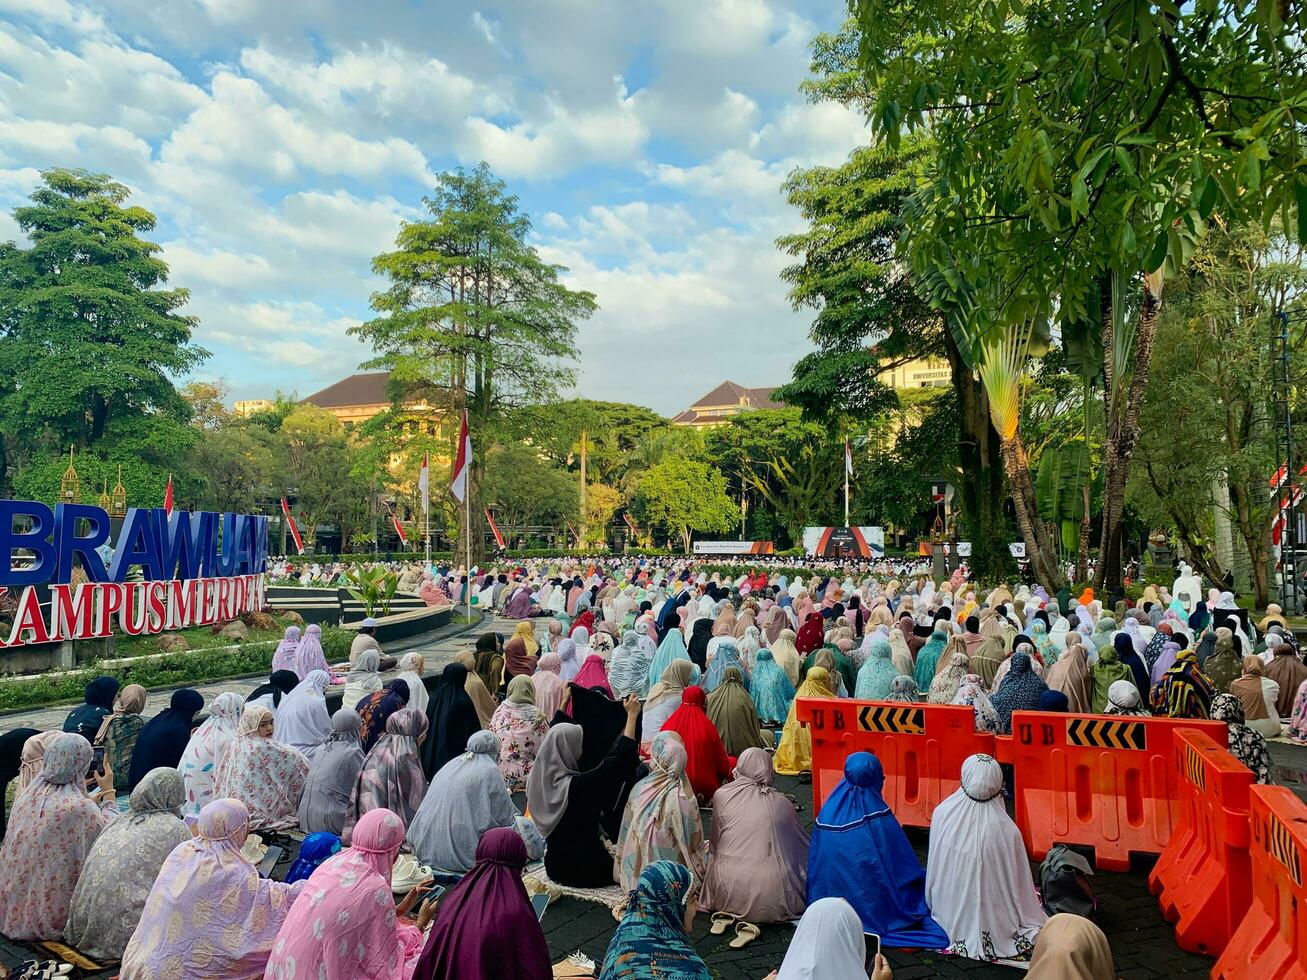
[864,933,882,974]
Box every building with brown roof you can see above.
[301,371,396,427]
[671,382,783,428]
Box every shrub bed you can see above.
[0,616,354,714]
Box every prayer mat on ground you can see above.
[524,864,626,909]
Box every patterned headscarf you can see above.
[952,675,1000,733]
[265,808,422,979]
[271,626,301,674]
[1150,650,1214,719]
[615,732,706,895]
[1209,693,1271,783]
[885,675,922,703]
[344,706,427,844]
[601,861,710,980]
[0,734,110,942]
[118,798,303,978]
[179,691,244,817]
[63,768,192,961]
[609,631,654,699]
[988,652,1049,735]
[927,652,969,705]
[212,706,309,831]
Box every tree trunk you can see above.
[999,433,1065,588]
[1230,480,1272,608]
[1095,277,1162,592]
[1077,493,1090,584]
[944,328,1014,581]
[90,395,108,443]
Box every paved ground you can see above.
[0,611,1217,977]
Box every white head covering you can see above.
[395,653,429,716]
[1107,679,1141,710]
[776,897,867,980]
[924,753,1047,960]
[273,670,333,759]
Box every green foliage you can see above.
[513,400,670,485]
[187,421,279,514]
[343,565,400,616]
[703,408,843,545]
[0,169,208,495]
[582,483,621,542]
[351,163,596,561]
[773,124,936,423]
[282,405,370,547]
[1130,220,1306,602]
[856,388,958,534]
[13,413,196,508]
[632,457,739,553]
[353,163,596,424]
[482,442,579,528]
[853,0,1304,331]
[1035,438,1092,552]
[0,618,354,712]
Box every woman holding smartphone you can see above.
[764,897,894,980]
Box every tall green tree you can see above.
[482,442,579,530]
[0,169,208,493]
[351,163,597,563]
[704,408,842,546]
[514,399,668,485]
[1131,221,1307,605]
[281,405,368,549]
[852,0,1305,588]
[632,457,738,553]
[773,24,1015,579]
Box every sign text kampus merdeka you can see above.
[0,501,268,648]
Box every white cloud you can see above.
[751,100,869,163]
[460,80,648,179]
[0,0,859,413]
[0,0,104,32]
[159,73,433,185]
[238,43,500,130]
[0,119,152,178]
[0,26,206,136]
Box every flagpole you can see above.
[844,438,850,527]
[465,490,472,615]
[844,466,849,527]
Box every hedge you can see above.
[0,622,355,714]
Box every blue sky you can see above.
[0,0,866,415]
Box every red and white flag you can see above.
[485,508,505,549]
[389,505,408,547]
[844,439,853,476]
[280,498,304,555]
[418,452,430,516]
[163,473,174,515]
[450,411,471,503]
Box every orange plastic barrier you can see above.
[1147,729,1252,955]
[1005,711,1227,871]
[1214,785,1307,979]
[794,698,991,827]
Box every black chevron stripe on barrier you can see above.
[856,705,926,734]
[1184,742,1207,791]
[1065,717,1147,751]
[1269,812,1303,887]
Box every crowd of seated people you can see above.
[1,557,1281,978]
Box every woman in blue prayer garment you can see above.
[807,750,949,948]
